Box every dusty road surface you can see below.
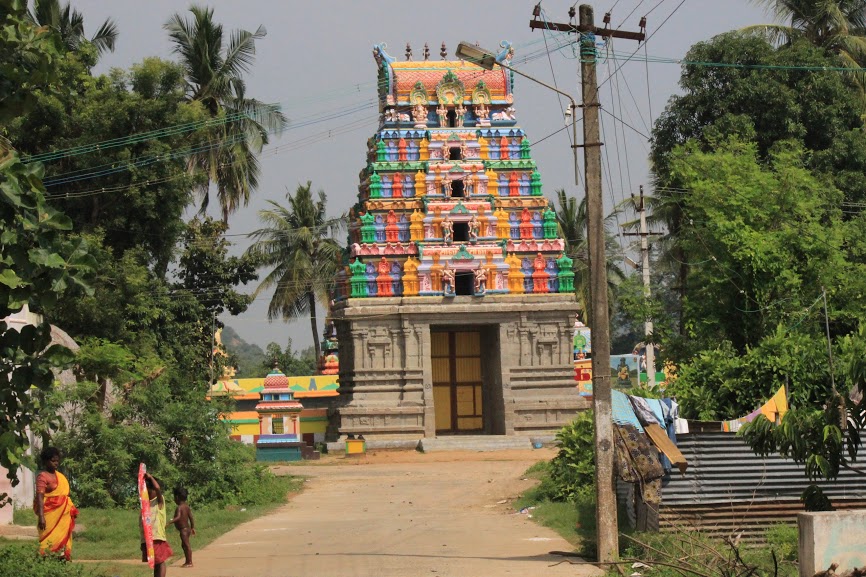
[179,449,601,577]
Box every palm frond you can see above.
[90,18,118,56]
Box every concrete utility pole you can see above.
[531,3,645,563]
[625,187,661,387]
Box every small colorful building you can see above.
[209,373,339,446]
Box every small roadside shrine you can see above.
[254,367,305,461]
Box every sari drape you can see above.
[37,471,78,560]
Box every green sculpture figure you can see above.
[520,138,531,160]
[349,257,368,298]
[529,169,542,196]
[360,211,376,243]
[543,206,558,239]
[556,252,574,293]
[376,140,387,162]
[369,172,382,199]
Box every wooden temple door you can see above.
[432,330,484,434]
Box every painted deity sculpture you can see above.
[556,253,575,293]
[468,215,480,244]
[376,257,393,296]
[474,266,487,295]
[508,172,520,196]
[506,253,525,294]
[409,209,425,241]
[442,215,454,245]
[392,173,404,198]
[543,206,558,239]
[398,138,408,161]
[519,208,534,240]
[403,256,420,296]
[436,103,447,126]
[442,265,456,297]
[385,210,399,242]
[349,258,368,298]
[412,103,428,127]
[495,208,510,239]
[532,252,549,294]
[360,212,376,243]
[455,102,466,127]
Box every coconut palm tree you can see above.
[554,189,625,324]
[744,1,866,96]
[245,182,345,361]
[165,5,287,223]
[29,0,118,56]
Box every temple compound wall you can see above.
[329,42,586,441]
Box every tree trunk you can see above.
[308,291,321,362]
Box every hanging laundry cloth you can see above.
[722,385,789,432]
[613,424,664,504]
[628,395,688,475]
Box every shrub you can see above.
[0,544,90,577]
[532,411,596,503]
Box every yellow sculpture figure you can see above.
[495,207,511,239]
[402,257,420,296]
[419,139,430,161]
[478,136,489,159]
[414,170,426,197]
[506,253,525,294]
[409,209,425,241]
[213,329,236,378]
[486,169,499,196]
[430,253,444,292]
[432,206,443,238]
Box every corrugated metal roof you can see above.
[624,431,866,540]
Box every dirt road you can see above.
[179,449,601,577]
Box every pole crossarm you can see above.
[529,19,646,42]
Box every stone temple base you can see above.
[329,294,588,441]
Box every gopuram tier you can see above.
[329,42,585,444]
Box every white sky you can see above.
[71,0,769,350]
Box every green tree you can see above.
[0,152,96,488]
[262,340,317,377]
[28,0,118,57]
[164,5,287,222]
[9,56,209,273]
[553,189,625,324]
[649,33,865,333]
[0,0,63,125]
[246,182,344,361]
[744,0,866,94]
[175,217,257,318]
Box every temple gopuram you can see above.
[329,42,585,443]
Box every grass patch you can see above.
[515,460,598,558]
[7,475,303,565]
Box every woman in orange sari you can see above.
[34,447,78,561]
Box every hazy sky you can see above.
[71,0,769,353]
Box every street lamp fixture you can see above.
[455,41,579,187]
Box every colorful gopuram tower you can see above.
[329,42,585,444]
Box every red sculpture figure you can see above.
[532,252,549,293]
[500,136,509,160]
[392,173,403,198]
[385,210,399,242]
[398,137,408,161]
[376,257,393,296]
[519,207,533,240]
[508,172,520,196]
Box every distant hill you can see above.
[221,325,267,378]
